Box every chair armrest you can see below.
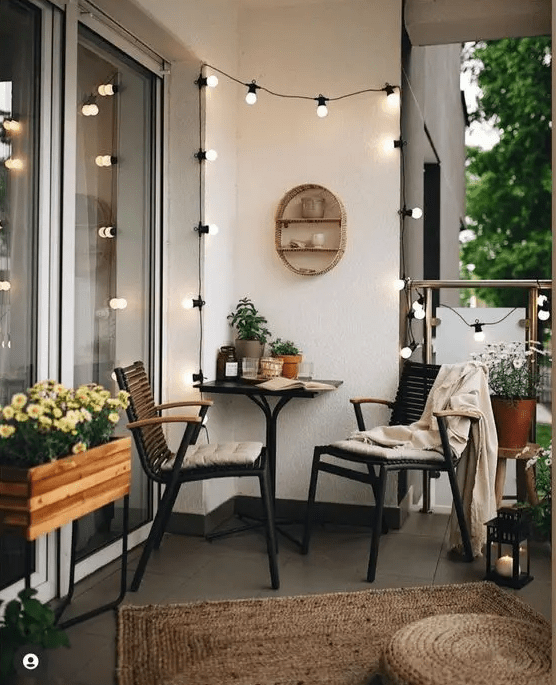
[350,397,394,407]
[127,415,202,429]
[154,400,213,411]
[433,410,480,420]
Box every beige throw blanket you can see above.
[348,361,498,556]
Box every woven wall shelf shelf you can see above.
[275,184,346,276]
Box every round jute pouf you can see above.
[380,613,551,685]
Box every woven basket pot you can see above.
[491,397,536,449]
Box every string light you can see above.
[472,321,485,342]
[98,226,116,238]
[0,281,11,291]
[109,298,127,310]
[95,155,117,167]
[194,148,218,162]
[196,74,219,88]
[182,297,205,310]
[98,83,118,96]
[400,342,418,359]
[315,95,329,118]
[537,294,550,321]
[81,98,99,116]
[245,81,259,105]
[394,278,407,291]
[4,158,23,170]
[195,222,219,235]
[2,119,21,133]
[399,206,423,219]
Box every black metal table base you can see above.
[25,494,129,630]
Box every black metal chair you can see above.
[115,361,279,591]
[302,361,474,582]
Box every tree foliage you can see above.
[461,38,551,307]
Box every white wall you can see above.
[120,0,403,512]
[230,0,402,503]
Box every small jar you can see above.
[216,345,238,381]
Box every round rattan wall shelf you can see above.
[275,184,346,276]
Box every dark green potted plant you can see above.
[227,297,271,359]
[0,588,70,683]
[269,339,302,379]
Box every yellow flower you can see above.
[15,412,29,422]
[39,415,52,427]
[72,441,87,454]
[0,425,16,438]
[26,404,43,419]
[11,393,27,410]
[53,407,62,418]
[2,406,15,420]
[108,412,120,424]
[81,408,92,422]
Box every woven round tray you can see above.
[380,613,551,685]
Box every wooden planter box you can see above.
[0,437,131,540]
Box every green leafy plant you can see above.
[0,380,130,467]
[518,443,551,540]
[0,588,70,680]
[227,297,271,344]
[270,339,300,356]
[470,341,549,400]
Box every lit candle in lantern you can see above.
[495,555,518,577]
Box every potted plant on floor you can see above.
[0,588,70,683]
[519,442,552,543]
[0,381,131,541]
[471,341,550,448]
[270,339,302,379]
[227,297,272,359]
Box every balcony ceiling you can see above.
[404,0,551,46]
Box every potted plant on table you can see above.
[0,588,70,683]
[471,341,549,449]
[227,297,272,360]
[270,339,303,379]
[0,380,131,541]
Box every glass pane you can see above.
[73,26,156,560]
[0,0,40,591]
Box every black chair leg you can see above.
[131,480,180,591]
[302,447,323,554]
[367,464,389,535]
[259,468,280,590]
[153,483,182,550]
[367,465,387,582]
[446,464,474,562]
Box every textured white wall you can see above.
[230,0,402,503]
[120,0,403,511]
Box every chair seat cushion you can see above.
[329,439,444,462]
[161,441,263,470]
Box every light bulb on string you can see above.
[182,296,205,310]
[98,226,116,238]
[315,95,329,118]
[98,83,118,96]
[245,81,259,105]
[195,148,218,162]
[109,297,127,310]
[4,158,23,170]
[400,342,418,359]
[95,155,116,167]
[394,278,406,291]
[472,322,485,342]
[538,295,550,321]
[196,74,218,88]
[413,307,425,320]
[195,222,219,235]
[3,119,22,133]
[81,98,99,116]
[399,206,423,219]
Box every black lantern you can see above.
[485,508,533,589]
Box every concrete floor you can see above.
[45,512,551,685]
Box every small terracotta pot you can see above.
[273,355,302,379]
[491,397,536,449]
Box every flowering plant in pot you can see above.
[269,339,302,379]
[227,297,272,359]
[0,380,130,467]
[471,341,549,448]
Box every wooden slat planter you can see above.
[0,437,131,540]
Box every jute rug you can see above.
[117,581,549,685]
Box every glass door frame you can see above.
[58,2,165,593]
